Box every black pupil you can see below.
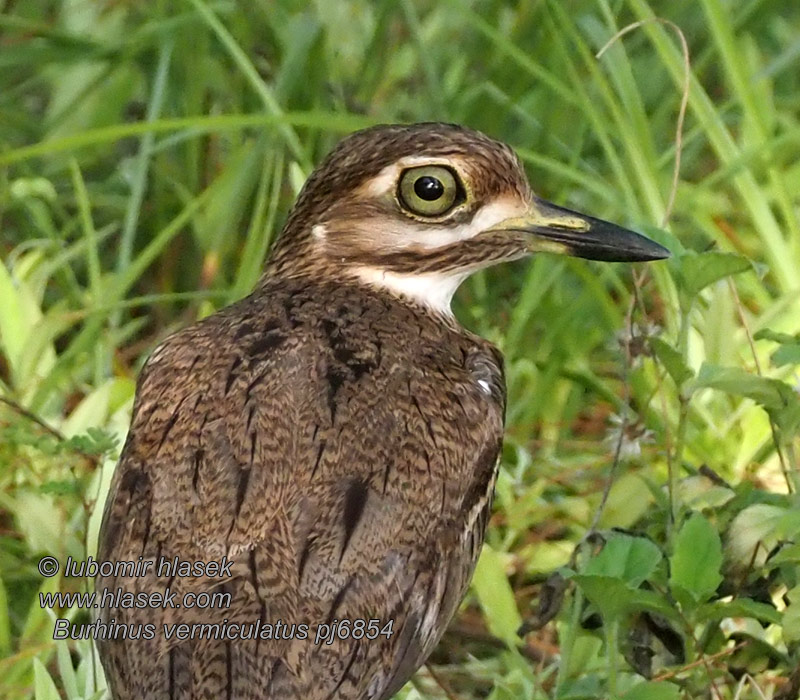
[414,176,444,201]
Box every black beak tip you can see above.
[578,221,672,262]
[569,236,672,263]
[633,239,671,262]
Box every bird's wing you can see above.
[96,288,504,700]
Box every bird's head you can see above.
[266,123,668,311]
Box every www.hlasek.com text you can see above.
[40,586,232,611]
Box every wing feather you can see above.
[97,285,504,699]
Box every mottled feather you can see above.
[97,276,505,699]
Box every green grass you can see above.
[2,0,800,698]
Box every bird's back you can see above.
[96,276,505,699]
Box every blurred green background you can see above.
[2,0,800,698]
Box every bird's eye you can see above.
[398,166,460,217]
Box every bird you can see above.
[95,122,668,699]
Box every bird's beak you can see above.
[492,197,670,262]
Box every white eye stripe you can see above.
[398,199,527,249]
[320,197,526,252]
[360,156,463,198]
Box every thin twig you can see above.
[0,395,66,441]
[733,674,769,700]
[566,278,639,583]
[0,395,102,470]
[596,18,691,227]
[727,278,794,492]
[445,622,553,663]
[652,641,747,682]
[594,17,692,525]
[590,290,637,535]
[423,664,460,700]
[646,579,727,698]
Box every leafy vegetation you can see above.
[2,0,800,698]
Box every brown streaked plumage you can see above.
[96,122,667,699]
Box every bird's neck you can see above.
[256,267,467,328]
[348,266,468,317]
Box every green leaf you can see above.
[64,427,119,456]
[698,599,781,625]
[598,474,654,529]
[678,251,751,298]
[56,637,80,699]
[0,574,10,656]
[754,329,798,345]
[670,513,722,606]
[582,533,662,588]
[553,673,603,699]
[726,504,794,568]
[755,329,800,368]
[39,480,82,496]
[571,575,675,622]
[769,542,800,566]
[22,576,61,645]
[33,657,61,700]
[472,545,522,646]
[677,475,735,510]
[783,586,800,644]
[690,363,799,411]
[192,138,264,254]
[773,344,800,368]
[650,337,693,387]
[621,680,682,700]
[0,259,32,381]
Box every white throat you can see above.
[353,267,469,316]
